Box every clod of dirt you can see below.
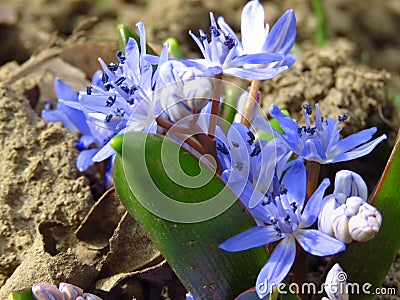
[261,38,396,136]
[0,221,99,299]
[0,84,93,290]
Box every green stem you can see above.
[208,73,223,137]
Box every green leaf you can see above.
[112,133,268,299]
[8,289,34,300]
[311,0,329,47]
[333,130,400,299]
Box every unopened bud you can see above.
[59,283,83,300]
[32,283,65,300]
[348,203,382,242]
[333,170,368,199]
[318,193,347,237]
[324,263,349,300]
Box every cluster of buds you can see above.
[318,170,382,243]
[32,283,102,300]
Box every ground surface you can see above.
[0,0,399,299]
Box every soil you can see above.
[0,0,399,299]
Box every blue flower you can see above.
[218,0,296,67]
[188,12,289,80]
[219,166,345,299]
[255,103,387,164]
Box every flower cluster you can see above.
[40,0,388,299]
[32,282,101,300]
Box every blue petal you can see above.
[229,53,284,68]
[328,134,387,163]
[54,78,78,102]
[224,66,288,80]
[240,0,266,54]
[282,160,306,207]
[76,149,99,171]
[219,226,282,252]
[262,10,297,55]
[269,104,299,139]
[302,139,326,162]
[104,156,115,189]
[256,238,296,299]
[301,178,330,227]
[329,127,377,156]
[41,109,80,135]
[296,229,345,256]
[76,135,96,150]
[92,142,116,162]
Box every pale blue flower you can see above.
[188,12,288,80]
[218,0,296,67]
[219,167,345,299]
[255,103,387,164]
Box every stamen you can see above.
[303,104,312,115]
[105,114,113,123]
[115,108,125,117]
[107,63,119,72]
[290,202,297,212]
[270,217,278,225]
[116,50,126,64]
[279,185,288,195]
[284,214,291,224]
[209,26,220,37]
[106,95,116,107]
[101,72,109,84]
[224,35,235,50]
[250,143,261,157]
[104,83,112,91]
[247,131,255,145]
[338,114,348,123]
[86,86,93,95]
[114,76,126,86]
[216,143,229,155]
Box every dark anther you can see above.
[275,227,282,237]
[86,86,93,95]
[115,108,125,117]
[116,50,123,58]
[114,76,126,86]
[126,97,134,105]
[224,35,235,50]
[338,114,348,123]
[250,143,261,157]
[116,50,126,63]
[270,217,278,225]
[279,185,288,195]
[107,63,119,72]
[290,202,297,212]
[44,100,54,110]
[101,72,109,84]
[199,35,208,43]
[303,104,312,115]
[104,83,112,91]
[284,214,291,224]
[121,86,129,94]
[129,86,138,95]
[106,95,116,107]
[216,143,229,155]
[247,131,255,145]
[106,114,113,123]
[209,26,220,37]
[306,127,316,135]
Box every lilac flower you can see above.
[219,166,345,299]
[255,103,387,164]
[188,12,289,80]
[215,122,290,210]
[218,0,296,67]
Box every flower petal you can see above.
[76,149,99,171]
[219,226,282,252]
[76,135,97,150]
[282,160,306,207]
[256,238,296,298]
[224,66,288,80]
[329,127,377,156]
[241,0,267,54]
[262,9,297,55]
[301,178,330,227]
[92,142,116,162]
[229,53,283,68]
[296,229,345,256]
[269,104,299,138]
[328,134,387,163]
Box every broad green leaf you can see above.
[333,130,400,299]
[8,289,34,300]
[112,133,268,299]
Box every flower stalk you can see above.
[241,79,260,128]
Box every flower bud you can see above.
[318,193,347,237]
[32,283,65,300]
[324,263,349,300]
[83,293,103,300]
[331,205,353,243]
[333,170,368,200]
[59,283,83,300]
[348,203,382,242]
